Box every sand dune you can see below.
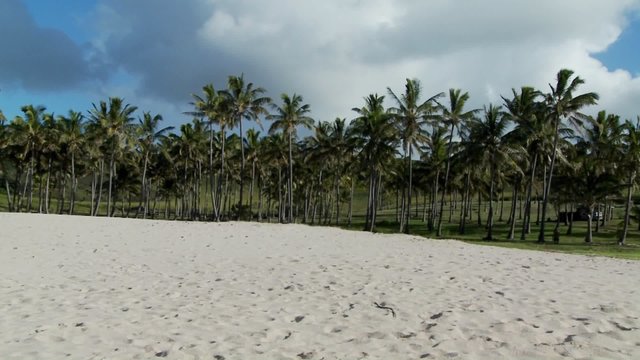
[1,213,639,359]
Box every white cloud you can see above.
[93,0,640,123]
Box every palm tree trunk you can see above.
[335,174,340,226]
[36,175,44,213]
[21,167,30,212]
[365,170,373,231]
[44,157,52,214]
[70,153,76,214]
[437,125,455,236]
[459,172,470,234]
[257,175,263,222]
[5,176,14,212]
[209,124,216,220]
[595,203,601,233]
[585,212,593,243]
[348,175,354,226]
[521,154,538,240]
[507,181,518,240]
[429,169,440,231]
[216,128,226,221]
[278,166,283,223]
[404,145,413,234]
[249,160,256,220]
[485,160,495,240]
[288,130,294,223]
[107,152,115,217]
[539,121,561,243]
[620,172,634,245]
[90,169,96,216]
[499,188,505,222]
[477,191,482,226]
[137,153,149,219]
[423,190,428,223]
[238,117,245,220]
[97,161,105,216]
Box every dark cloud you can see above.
[0,0,101,91]
[95,0,260,105]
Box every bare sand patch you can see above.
[1,213,639,359]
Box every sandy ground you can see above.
[0,213,639,359]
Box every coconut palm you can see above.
[328,118,352,225]
[421,125,448,231]
[221,74,270,218]
[538,69,598,243]
[136,112,173,218]
[436,89,479,236]
[186,84,224,218]
[268,93,313,223]
[350,94,398,232]
[58,110,84,214]
[88,97,138,217]
[15,105,47,212]
[387,78,443,233]
[502,87,547,239]
[245,128,262,219]
[466,104,523,240]
[620,117,640,245]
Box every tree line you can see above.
[1,70,639,245]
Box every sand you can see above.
[1,213,639,359]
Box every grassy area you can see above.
[2,187,639,260]
[340,210,640,260]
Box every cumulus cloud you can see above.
[21,0,640,122]
[0,0,102,91]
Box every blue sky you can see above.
[2,0,640,129]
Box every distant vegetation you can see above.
[1,70,639,258]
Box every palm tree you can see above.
[186,84,224,218]
[502,87,546,239]
[58,110,84,214]
[18,105,47,212]
[620,117,640,245]
[137,112,173,218]
[221,74,271,219]
[88,97,138,217]
[328,118,352,225]
[245,128,262,219]
[387,79,443,233]
[421,125,448,231]
[350,94,398,232]
[268,93,313,223]
[436,89,479,237]
[467,104,522,240]
[538,69,599,243]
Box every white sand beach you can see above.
[1,213,639,359]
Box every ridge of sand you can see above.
[1,213,639,359]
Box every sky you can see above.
[2,0,640,131]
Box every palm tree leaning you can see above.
[221,74,270,219]
[58,110,84,214]
[436,89,479,237]
[88,97,138,217]
[502,87,546,239]
[467,104,523,240]
[350,94,398,232]
[186,84,225,219]
[137,112,173,218]
[387,78,443,233]
[268,93,313,223]
[538,69,598,243]
[620,117,640,245]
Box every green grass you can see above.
[340,212,640,260]
[2,186,639,260]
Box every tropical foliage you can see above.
[1,69,639,250]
